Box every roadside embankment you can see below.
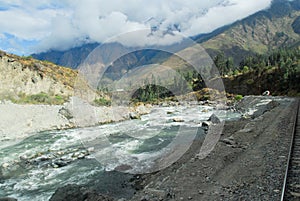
[0,97,151,144]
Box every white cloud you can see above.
[185,0,272,36]
[0,0,273,54]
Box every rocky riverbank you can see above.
[46,96,297,201]
[0,97,151,146]
[1,96,296,201]
[130,96,297,201]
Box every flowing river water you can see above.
[0,104,241,201]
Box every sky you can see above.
[0,0,273,55]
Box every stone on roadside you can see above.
[220,138,236,146]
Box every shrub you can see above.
[93,98,111,106]
[234,94,243,101]
[233,69,240,76]
[54,95,65,104]
[242,66,249,74]
[246,79,254,85]
[21,55,33,60]
[30,92,50,103]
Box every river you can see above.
[0,104,240,201]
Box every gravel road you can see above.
[131,96,298,201]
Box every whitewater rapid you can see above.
[0,104,240,201]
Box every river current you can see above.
[0,104,240,201]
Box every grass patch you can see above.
[13,92,68,105]
[93,97,111,106]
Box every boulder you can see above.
[58,107,73,120]
[173,118,184,122]
[220,138,236,146]
[129,112,140,120]
[52,159,69,168]
[2,163,9,169]
[201,121,211,131]
[252,100,280,118]
[208,114,221,124]
[201,121,211,128]
[201,109,209,113]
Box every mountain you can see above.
[32,43,99,69]
[201,0,300,63]
[0,50,101,104]
[33,0,300,70]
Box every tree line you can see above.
[118,46,300,102]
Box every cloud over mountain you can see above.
[0,0,272,55]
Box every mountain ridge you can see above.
[201,0,300,63]
[32,0,300,70]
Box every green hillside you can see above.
[201,0,300,64]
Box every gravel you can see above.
[130,96,298,201]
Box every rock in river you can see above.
[173,118,184,122]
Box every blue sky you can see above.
[0,0,273,56]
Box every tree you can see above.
[214,52,227,76]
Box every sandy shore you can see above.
[0,97,151,144]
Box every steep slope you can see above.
[201,0,300,63]
[0,50,100,104]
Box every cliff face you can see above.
[0,50,102,103]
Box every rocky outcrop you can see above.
[0,51,75,100]
[0,50,105,104]
[234,96,281,118]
